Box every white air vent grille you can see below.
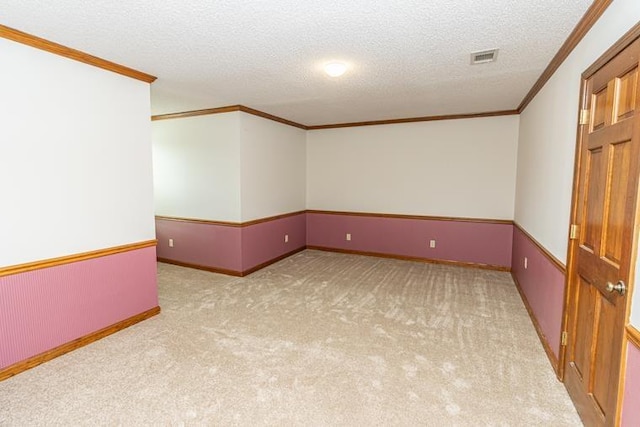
[471,49,499,65]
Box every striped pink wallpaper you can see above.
[307,212,512,269]
[155,218,243,272]
[0,246,158,370]
[622,336,640,426]
[155,212,307,275]
[241,213,306,271]
[511,225,565,361]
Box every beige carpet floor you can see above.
[0,250,581,426]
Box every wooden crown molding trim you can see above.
[583,21,640,79]
[0,24,156,83]
[306,110,519,130]
[151,105,308,130]
[517,0,613,112]
[0,240,157,278]
[0,306,160,382]
[306,209,514,225]
[513,222,566,273]
[155,211,306,228]
[237,105,308,130]
[627,325,640,349]
[151,105,243,121]
[151,106,519,130]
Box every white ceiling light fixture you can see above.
[324,61,348,77]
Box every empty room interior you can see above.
[2,0,640,425]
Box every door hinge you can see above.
[579,109,590,125]
[561,331,568,346]
[569,224,579,240]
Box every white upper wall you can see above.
[0,38,155,267]
[306,115,520,219]
[152,113,242,222]
[514,0,640,265]
[239,114,306,221]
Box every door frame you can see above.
[560,21,640,424]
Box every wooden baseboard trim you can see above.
[627,325,640,349]
[307,245,510,272]
[156,258,243,277]
[0,240,158,278]
[511,272,560,377]
[241,247,306,276]
[0,306,161,382]
[158,246,306,277]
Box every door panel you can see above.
[593,88,609,131]
[615,67,637,121]
[592,295,615,414]
[573,277,596,381]
[603,140,632,267]
[582,147,604,253]
[564,36,640,427]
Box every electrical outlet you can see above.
[524,257,528,269]
[284,234,289,243]
[346,233,351,241]
[429,239,436,248]
[169,238,174,248]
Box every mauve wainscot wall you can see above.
[156,212,306,276]
[622,332,640,426]
[0,245,158,371]
[156,217,243,274]
[241,213,306,273]
[306,211,512,270]
[511,224,565,367]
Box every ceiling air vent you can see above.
[470,49,499,65]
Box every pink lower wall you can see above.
[156,218,243,272]
[241,213,306,271]
[511,225,565,359]
[622,337,640,426]
[155,213,306,274]
[0,246,158,370]
[306,212,512,268]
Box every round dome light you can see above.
[324,62,347,77]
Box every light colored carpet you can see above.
[0,250,581,426]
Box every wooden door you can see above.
[564,36,640,427]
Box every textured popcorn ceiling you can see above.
[2,0,593,126]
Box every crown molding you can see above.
[151,105,243,121]
[151,105,308,129]
[3,2,614,122]
[517,0,613,112]
[0,24,157,83]
[306,110,519,130]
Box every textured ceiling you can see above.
[2,0,593,126]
